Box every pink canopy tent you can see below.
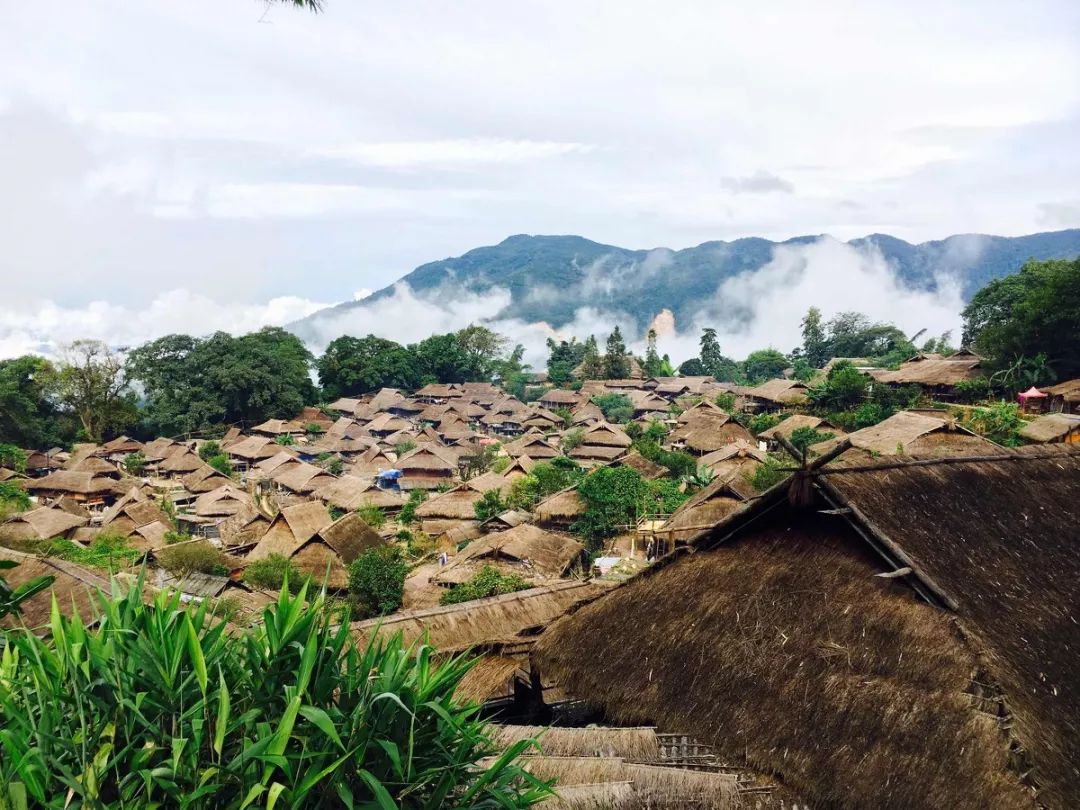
[1018,386,1048,412]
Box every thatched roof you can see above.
[757,413,842,441]
[580,423,632,448]
[396,444,459,472]
[504,455,537,478]
[318,511,383,560]
[1043,378,1080,404]
[612,450,667,480]
[181,465,233,493]
[1018,413,1080,443]
[873,351,983,386]
[481,509,533,530]
[414,487,483,520]
[659,474,756,543]
[271,461,334,494]
[677,422,755,453]
[839,410,1003,458]
[454,655,522,704]
[745,378,808,405]
[537,447,1080,810]
[1,505,88,541]
[352,580,607,652]
[24,471,121,496]
[0,547,109,629]
[569,444,625,462]
[504,436,560,459]
[465,471,512,495]
[437,524,585,581]
[251,418,304,436]
[254,450,299,475]
[247,501,333,561]
[535,489,586,523]
[225,435,277,460]
[492,725,662,761]
[312,474,375,510]
[193,484,253,517]
[160,449,204,474]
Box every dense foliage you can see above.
[0,581,549,808]
[128,328,316,436]
[574,466,687,549]
[473,489,507,523]
[962,257,1080,380]
[156,541,231,577]
[439,566,531,605]
[242,554,298,591]
[347,546,407,618]
[0,356,72,449]
[506,457,584,511]
[591,393,633,423]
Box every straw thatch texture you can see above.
[0,547,109,629]
[745,379,808,405]
[659,475,755,542]
[352,580,606,652]
[160,449,204,474]
[822,447,1080,809]
[536,513,1039,810]
[1,506,88,542]
[225,435,276,460]
[538,781,635,809]
[415,488,483,520]
[839,410,1004,458]
[492,726,661,761]
[271,462,334,494]
[1018,413,1080,443]
[504,437,560,459]
[758,413,842,441]
[181,465,233,493]
[613,451,667,481]
[247,501,333,561]
[193,485,253,517]
[319,512,383,560]
[569,445,625,462]
[396,445,459,472]
[535,490,586,526]
[24,471,121,496]
[454,655,521,703]
[874,352,982,386]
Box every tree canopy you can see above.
[962,257,1080,380]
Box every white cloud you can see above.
[314,139,594,169]
[0,291,329,359]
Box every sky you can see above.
[1,0,1079,359]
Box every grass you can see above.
[8,533,141,573]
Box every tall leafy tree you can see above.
[962,257,1080,379]
[697,327,738,380]
[411,333,474,384]
[580,335,605,379]
[455,324,508,380]
[316,335,418,398]
[643,328,663,378]
[0,355,71,448]
[743,349,790,384]
[800,307,829,368]
[55,340,137,442]
[604,326,631,379]
[546,338,585,386]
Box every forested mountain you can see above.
[292,229,1080,338]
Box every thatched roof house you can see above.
[434,524,585,586]
[250,418,304,437]
[538,389,582,410]
[757,413,843,443]
[503,455,537,480]
[1019,413,1080,444]
[535,446,1080,810]
[246,504,381,589]
[611,450,667,480]
[23,471,125,505]
[181,464,233,494]
[657,473,756,544]
[414,487,484,535]
[697,439,767,479]
[1042,379,1080,414]
[396,444,460,490]
[831,410,1004,461]
[481,509,533,532]
[159,449,204,476]
[193,484,253,518]
[312,474,375,511]
[352,579,606,652]
[0,547,110,629]
[535,488,586,529]
[225,435,278,464]
[269,461,335,495]
[872,349,983,390]
[744,378,808,408]
[504,435,560,460]
[1,505,88,542]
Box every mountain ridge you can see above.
[290,228,1080,341]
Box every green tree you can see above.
[347,546,407,617]
[800,307,829,367]
[592,393,634,423]
[546,338,586,386]
[473,489,507,523]
[743,349,789,383]
[603,327,631,379]
[579,335,605,379]
[0,355,71,448]
[456,324,509,380]
[55,340,137,442]
[207,454,233,477]
[123,450,147,476]
[677,357,707,376]
[316,335,418,398]
[440,566,531,605]
[574,466,648,549]
[643,328,663,378]
[962,257,1080,379]
[807,361,869,411]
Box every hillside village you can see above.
[3,332,1079,808]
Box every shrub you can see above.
[157,541,230,577]
[592,393,634,423]
[17,533,141,573]
[748,412,785,435]
[0,444,28,473]
[967,401,1025,447]
[747,454,791,492]
[274,433,296,446]
[714,392,736,411]
[952,377,993,404]
[440,565,531,605]
[197,440,221,461]
[357,502,386,530]
[789,426,835,457]
[400,490,427,524]
[474,489,507,523]
[394,439,417,456]
[560,428,585,452]
[305,422,325,435]
[0,582,550,808]
[242,553,297,591]
[574,466,648,549]
[207,453,233,477]
[348,546,407,618]
[553,407,574,428]
[807,361,868,411]
[122,450,147,476]
[0,481,31,519]
[490,455,512,474]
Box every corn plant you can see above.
[0,578,550,808]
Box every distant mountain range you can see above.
[290,229,1080,340]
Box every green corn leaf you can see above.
[184,615,208,694]
[266,781,286,809]
[357,769,398,810]
[298,705,344,751]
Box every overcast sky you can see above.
[1,0,1079,355]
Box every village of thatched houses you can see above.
[3,358,1079,809]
